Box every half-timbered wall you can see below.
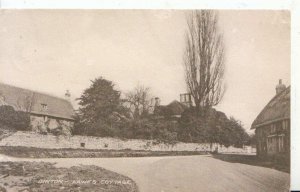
[255,119,290,157]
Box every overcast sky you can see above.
[0,10,290,132]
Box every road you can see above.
[0,154,290,192]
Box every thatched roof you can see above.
[155,100,188,117]
[166,100,188,115]
[251,86,290,129]
[0,83,74,120]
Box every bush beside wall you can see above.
[0,105,30,131]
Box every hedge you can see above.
[0,105,30,131]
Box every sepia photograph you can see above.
[0,8,292,192]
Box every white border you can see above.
[0,0,293,10]
[0,0,299,190]
[291,0,300,191]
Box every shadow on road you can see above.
[212,154,290,173]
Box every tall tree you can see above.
[183,10,226,116]
[76,77,124,136]
[125,85,152,119]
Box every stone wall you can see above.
[0,131,255,153]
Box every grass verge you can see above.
[0,146,209,158]
[0,161,139,192]
[212,153,290,173]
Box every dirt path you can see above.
[0,154,290,192]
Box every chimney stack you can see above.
[65,90,71,101]
[180,93,192,107]
[276,79,286,95]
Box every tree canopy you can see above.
[76,77,128,136]
[0,105,30,131]
[183,10,226,116]
[74,78,249,148]
[124,85,152,119]
[178,107,250,147]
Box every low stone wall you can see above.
[0,131,255,153]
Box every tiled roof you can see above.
[0,83,74,120]
[251,86,290,129]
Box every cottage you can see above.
[0,83,74,135]
[251,79,290,158]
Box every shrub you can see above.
[0,105,30,131]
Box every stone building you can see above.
[0,83,74,135]
[251,79,290,159]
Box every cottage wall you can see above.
[256,119,290,157]
[30,115,73,136]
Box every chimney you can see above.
[180,93,192,107]
[275,79,286,95]
[65,90,71,101]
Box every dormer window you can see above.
[41,103,48,111]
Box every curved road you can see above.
[0,155,290,192]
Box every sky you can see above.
[0,10,290,132]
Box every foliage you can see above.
[120,117,178,143]
[74,77,249,147]
[177,107,250,147]
[76,77,129,136]
[71,113,83,135]
[152,119,178,144]
[246,133,256,146]
[221,117,250,147]
[124,85,152,119]
[78,77,122,122]
[0,105,30,131]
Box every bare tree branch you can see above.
[183,10,226,116]
[124,85,152,119]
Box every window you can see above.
[270,124,276,134]
[267,136,277,154]
[282,120,289,130]
[41,103,48,111]
[278,135,285,152]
